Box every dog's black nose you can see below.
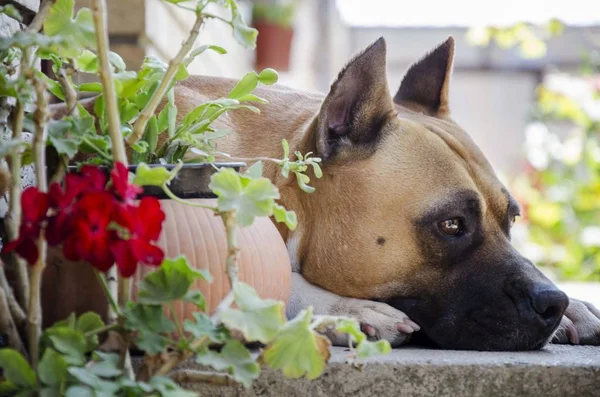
[530,287,569,328]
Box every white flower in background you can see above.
[560,133,583,164]
[581,227,600,247]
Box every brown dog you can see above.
[45,36,600,350]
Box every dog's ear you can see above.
[315,37,395,161]
[394,36,454,116]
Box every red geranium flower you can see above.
[62,191,116,272]
[110,162,142,203]
[1,187,49,264]
[111,197,165,277]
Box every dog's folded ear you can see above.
[315,37,395,161]
[394,36,455,116]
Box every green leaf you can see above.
[228,71,259,100]
[78,82,102,92]
[75,312,105,351]
[246,161,263,179]
[220,282,285,343]
[0,140,28,160]
[182,290,206,311]
[0,5,23,22]
[65,386,93,397]
[148,376,198,397]
[38,349,68,387]
[273,204,297,230]
[108,51,126,72]
[258,68,279,85]
[124,302,175,334]
[335,319,391,358]
[175,63,189,81]
[196,341,259,388]
[262,308,331,380]
[133,163,176,187]
[36,71,65,100]
[0,349,36,388]
[0,380,20,397]
[282,139,290,158]
[228,0,258,49]
[184,45,227,66]
[209,168,280,227]
[47,119,83,159]
[183,313,227,343]
[88,352,122,378]
[311,162,323,179]
[43,0,96,57]
[137,256,212,304]
[136,331,171,355]
[74,49,98,73]
[46,327,87,365]
[144,114,159,153]
[167,88,177,138]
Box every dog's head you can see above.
[296,37,568,351]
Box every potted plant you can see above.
[251,0,296,71]
[0,0,389,394]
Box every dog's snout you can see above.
[530,287,569,328]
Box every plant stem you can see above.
[213,211,239,316]
[27,78,50,371]
[161,184,217,210]
[28,0,56,33]
[128,13,205,145]
[95,270,121,318]
[91,0,129,330]
[0,267,26,335]
[0,286,26,356]
[169,369,236,386]
[90,0,128,166]
[169,302,185,339]
[151,336,210,378]
[84,323,119,338]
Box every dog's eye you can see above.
[438,218,464,236]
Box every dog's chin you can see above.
[386,298,559,351]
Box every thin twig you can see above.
[169,369,237,386]
[90,0,128,166]
[27,78,50,371]
[90,1,127,348]
[49,67,78,184]
[0,267,26,333]
[127,13,205,145]
[0,286,27,356]
[213,211,239,316]
[27,0,56,34]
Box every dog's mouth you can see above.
[385,293,566,351]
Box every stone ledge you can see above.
[181,345,600,397]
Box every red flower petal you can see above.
[16,236,39,265]
[111,240,138,278]
[80,164,108,192]
[131,238,164,267]
[110,162,141,203]
[135,197,165,241]
[62,233,81,262]
[21,187,49,224]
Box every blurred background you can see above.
[76,0,600,300]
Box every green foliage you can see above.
[469,19,600,281]
[252,1,296,28]
[196,341,260,387]
[466,19,564,59]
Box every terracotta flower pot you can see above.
[41,163,292,326]
[131,199,291,318]
[254,21,294,72]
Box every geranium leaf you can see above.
[75,312,105,351]
[0,349,36,388]
[46,327,87,366]
[183,313,228,343]
[38,349,68,387]
[262,308,331,380]
[124,302,175,334]
[273,204,297,230]
[137,256,211,304]
[220,282,285,343]
[133,163,177,187]
[196,341,259,388]
[336,318,391,358]
[209,168,280,227]
[43,0,96,57]
[0,140,28,160]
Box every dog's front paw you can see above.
[326,298,420,347]
[553,299,600,345]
